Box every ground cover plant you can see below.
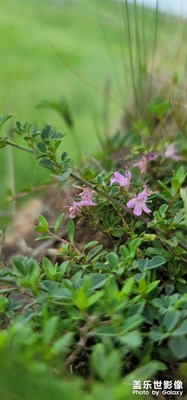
[1,1,187,399]
[0,93,187,399]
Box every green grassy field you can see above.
[0,0,186,211]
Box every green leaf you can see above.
[159,204,168,217]
[87,291,103,307]
[0,114,12,128]
[39,158,57,172]
[42,257,57,278]
[120,331,142,348]
[140,256,166,271]
[171,167,187,195]
[168,336,187,359]
[120,245,130,259]
[12,258,26,275]
[54,213,64,233]
[41,125,52,140]
[120,277,134,296]
[122,315,143,333]
[37,215,49,232]
[111,227,125,237]
[172,320,187,336]
[58,168,72,182]
[91,344,122,382]
[68,219,75,244]
[163,310,180,331]
[147,97,170,118]
[146,280,160,294]
[129,238,141,253]
[43,316,59,343]
[53,333,74,354]
[36,142,47,153]
[180,186,187,228]
[87,245,103,260]
[106,252,119,268]
[84,241,98,250]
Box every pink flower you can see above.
[133,156,147,174]
[127,185,151,216]
[165,143,181,161]
[110,169,131,188]
[148,152,157,161]
[69,202,82,219]
[69,188,96,218]
[133,153,157,174]
[79,188,96,206]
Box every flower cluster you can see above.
[69,188,96,219]
[69,167,152,219]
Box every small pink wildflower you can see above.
[133,156,147,174]
[165,143,181,161]
[69,202,82,219]
[110,169,131,188]
[79,188,96,206]
[148,152,157,161]
[69,188,96,218]
[133,153,157,174]
[127,185,151,216]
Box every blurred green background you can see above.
[0,0,186,213]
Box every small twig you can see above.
[6,140,35,154]
[0,226,8,267]
[49,230,82,256]
[10,181,57,200]
[7,126,16,215]
[66,315,97,368]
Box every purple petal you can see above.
[133,204,143,216]
[148,152,157,161]
[142,204,152,214]
[127,198,137,208]
[79,200,96,207]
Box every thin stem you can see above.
[10,181,57,200]
[7,127,16,215]
[6,140,35,155]
[51,44,123,110]
[123,0,138,112]
[149,0,159,100]
[49,230,82,256]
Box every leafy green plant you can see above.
[0,97,187,398]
